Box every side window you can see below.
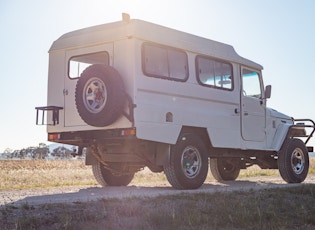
[242,69,262,98]
[142,43,188,81]
[68,52,109,78]
[196,56,233,90]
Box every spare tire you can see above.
[75,64,125,127]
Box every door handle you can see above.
[244,112,249,116]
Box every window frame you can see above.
[241,68,262,99]
[141,42,189,82]
[195,55,234,91]
[68,51,110,79]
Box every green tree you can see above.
[33,143,49,159]
[3,148,13,158]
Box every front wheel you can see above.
[278,138,309,183]
[164,134,208,190]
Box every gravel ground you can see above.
[1,175,315,207]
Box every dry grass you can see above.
[0,158,314,189]
[0,159,168,189]
[0,160,96,189]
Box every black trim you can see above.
[141,42,189,82]
[49,128,136,146]
[291,119,315,145]
[195,55,234,91]
[68,51,110,79]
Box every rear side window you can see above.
[142,43,188,81]
[68,52,109,78]
[196,56,233,90]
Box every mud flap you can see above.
[85,148,98,165]
[156,143,171,167]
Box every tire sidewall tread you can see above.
[210,158,240,181]
[92,162,134,187]
[278,138,309,183]
[75,64,125,127]
[164,133,208,190]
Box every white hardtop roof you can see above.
[49,18,263,70]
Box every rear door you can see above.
[64,43,113,127]
[241,67,266,141]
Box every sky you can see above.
[1,0,315,152]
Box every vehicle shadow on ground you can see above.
[8,178,303,206]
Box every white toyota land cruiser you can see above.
[36,15,314,189]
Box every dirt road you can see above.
[1,175,315,206]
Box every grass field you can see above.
[0,158,314,189]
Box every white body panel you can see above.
[45,18,293,151]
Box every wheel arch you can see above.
[179,126,212,152]
[270,123,292,151]
[156,126,212,168]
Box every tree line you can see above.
[2,143,82,159]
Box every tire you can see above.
[210,158,240,181]
[92,162,135,186]
[92,163,107,187]
[75,64,125,127]
[164,133,208,190]
[278,138,309,183]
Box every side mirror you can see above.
[264,85,271,99]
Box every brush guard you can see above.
[290,119,315,152]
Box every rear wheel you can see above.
[210,158,240,181]
[164,134,208,190]
[278,138,309,183]
[92,162,135,186]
